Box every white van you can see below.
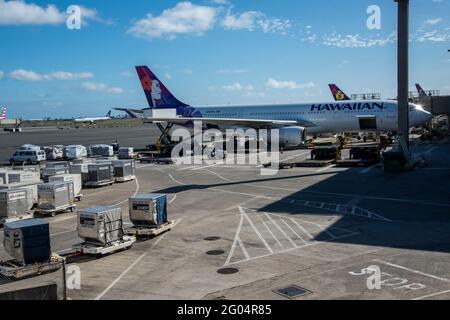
[10,150,46,165]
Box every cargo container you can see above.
[19,144,41,152]
[45,160,70,169]
[89,144,114,157]
[118,147,134,159]
[43,145,64,160]
[112,160,135,182]
[3,219,51,265]
[77,206,124,245]
[37,182,75,216]
[129,193,167,227]
[85,163,114,187]
[49,174,82,198]
[0,189,32,224]
[63,145,87,160]
[69,163,89,183]
[0,181,41,210]
[0,170,40,185]
[42,167,70,183]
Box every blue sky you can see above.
[0,0,449,119]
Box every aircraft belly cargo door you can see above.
[357,115,377,130]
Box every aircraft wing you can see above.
[144,117,317,128]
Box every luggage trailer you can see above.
[127,220,175,238]
[72,236,136,255]
[0,253,64,279]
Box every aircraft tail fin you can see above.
[415,84,427,97]
[328,84,351,101]
[135,66,188,109]
[106,110,111,118]
[0,107,6,120]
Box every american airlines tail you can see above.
[415,83,427,97]
[0,107,6,120]
[328,84,351,101]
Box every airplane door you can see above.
[357,115,377,130]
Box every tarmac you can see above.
[1,125,450,300]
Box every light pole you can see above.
[395,0,410,152]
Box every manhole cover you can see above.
[217,267,239,275]
[204,236,221,241]
[274,285,312,299]
[206,249,225,255]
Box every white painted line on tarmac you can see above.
[95,218,182,300]
[168,194,177,204]
[237,237,250,261]
[263,212,297,248]
[202,169,235,182]
[168,173,186,186]
[413,289,450,300]
[225,209,245,266]
[290,218,314,239]
[360,164,379,174]
[94,252,147,300]
[51,229,76,237]
[111,177,140,207]
[315,165,334,173]
[241,207,273,254]
[374,259,450,283]
[190,164,218,171]
[281,219,308,245]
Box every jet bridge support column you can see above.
[396,0,411,160]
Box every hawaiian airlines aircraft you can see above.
[132,66,432,147]
[0,107,7,120]
[415,84,429,97]
[328,84,351,101]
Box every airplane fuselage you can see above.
[191,100,431,134]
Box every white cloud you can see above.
[183,69,193,74]
[322,32,397,48]
[424,18,442,26]
[209,0,230,4]
[10,69,94,81]
[128,2,218,39]
[81,82,123,94]
[164,72,172,79]
[223,82,243,91]
[415,29,450,42]
[222,10,291,34]
[265,78,315,90]
[0,71,3,79]
[222,11,262,30]
[218,68,248,74]
[120,71,133,78]
[0,0,64,25]
[0,1,106,26]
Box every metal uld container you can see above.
[49,174,82,196]
[0,170,40,184]
[89,144,114,157]
[118,147,134,159]
[0,182,40,210]
[129,193,167,227]
[69,163,90,183]
[113,160,135,178]
[88,163,114,183]
[45,161,70,169]
[37,181,74,210]
[3,219,51,265]
[77,206,124,245]
[0,189,30,219]
[42,167,70,182]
